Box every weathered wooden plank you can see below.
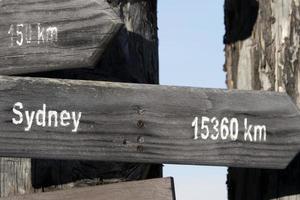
[0,75,299,169]
[0,177,175,200]
[225,0,300,199]
[0,1,159,197]
[0,0,123,75]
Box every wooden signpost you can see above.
[0,75,299,169]
[0,0,123,75]
[1,178,175,200]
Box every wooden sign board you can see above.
[1,178,175,200]
[0,76,299,169]
[0,0,123,75]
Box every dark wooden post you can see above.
[224,0,300,199]
[0,0,161,197]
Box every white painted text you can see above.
[12,102,81,132]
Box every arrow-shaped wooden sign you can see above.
[1,178,175,200]
[0,0,123,75]
[0,76,299,169]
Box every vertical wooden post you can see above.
[224,0,300,199]
[0,0,161,197]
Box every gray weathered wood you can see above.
[0,0,123,75]
[0,75,299,169]
[0,0,160,197]
[0,177,175,200]
[225,0,300,199]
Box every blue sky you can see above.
[158,1,227,199]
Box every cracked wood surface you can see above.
[225,0,300,199]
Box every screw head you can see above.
[137,120,144,128]
[137,136,144,143]
[137,145,143,152]
[138,109,145,115]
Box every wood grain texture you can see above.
[0,1,160,197]
[225,0,300,199]
[0,177,175,200]
[0,0,123,75]
[0,75,299,169]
